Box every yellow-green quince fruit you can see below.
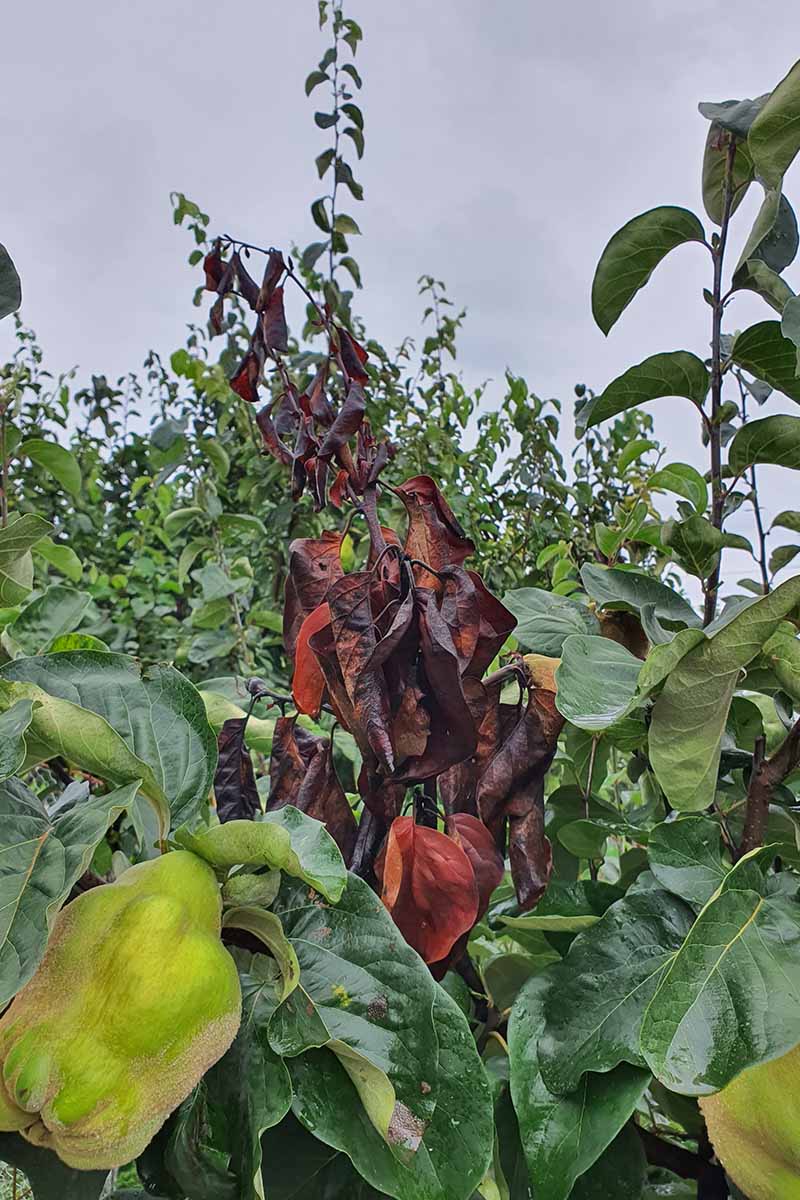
[0,850,241,1170]
[700,1041,800,1200]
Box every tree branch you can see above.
[739,717,800,857]
[638,1128,728,1196]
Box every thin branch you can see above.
[736,372,770,594]
[738,717,800,857]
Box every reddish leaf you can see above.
[290,414,318,503]
[203,241,225,290]
[267,718,356,863]
[262,285,289,352]
[396,475,474,588]
[214,717,260,823]
[328,571,394,773]
[329,468,350,509]
[292,602,331,718]
[338,326,369,384]
[306,362,335,427]
[381,816,478,963]
[231,329,266,403]
[509,789,553,912]
[439,567,481,672]
[466,571,517,678]
[317,382,367,463]
[257,249,285,311]
[232,250,260,310]
[283,532,344,656]
[446,813,504,918]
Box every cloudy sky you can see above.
[4,0,800,590]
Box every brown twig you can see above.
[738,718,800,857]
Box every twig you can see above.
[738,718,800,857]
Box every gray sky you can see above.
[4,0,800,593]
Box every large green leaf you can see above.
[647,816,730,908]
[580,564,700,627]
[176,808,346,903]
[591,207,705,335]
[33,537,83,584]
[20,439,82,498]
[494,880,623,934]
[9,585,91,655]
[576,352,709,433]
[555,635,642,731]
[733,256,795,313]
[649,576,800,811]
[748,57,800,189]
[0,515,52,605]
[287,985,493,1200]
[701,122,754,225]
[0,245,22,321]
[0,776,140,1008]
[501,587,598,656]
[782,293,800,352]
[728,413,800,472]
[641,853,800,1094]
[661,515,723,579]
[508,973,649,1200]
[0,651,216,827]
[569,1124,648,1200]
[730,320,800,403]
[537,888,694,1093]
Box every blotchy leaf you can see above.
[283,532,343,656]
[576,352,709,433]
[592,206,705,335]
[396,475,474,587]
[641,854,800,1094]
[508,973,649,1200]
[0,777,140,1008]
[649,575,800,811]
[214,716,260,823]
[537,887,694,1094]
[381,816,479,963]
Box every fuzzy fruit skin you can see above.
[0,851,241,1170]
[700,1042,800,1200]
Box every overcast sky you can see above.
[4,0,800,593]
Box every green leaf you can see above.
[0,699,35,781]
[698,95,769,138]
[502,588,599,656]
[637,628,706,697]
[580,564,700,627]
[332,214,361,235]
[0,515,52,605]
[223,908,300,1002]
[661,515,722,579]
[733,256,795,313]
[202,438,230,479]
[536,888,694,1093]
[198,951,292,1200]
[311,198,330,233]
[576,352,709,433]
[769,542,800,573]
[569,1124,647,1200]
[701,123,754,225]
[508,973,649,1200]
[164,506,205,538]
[782,292,800,352]
[649,575,800,811]
[0,245,21,321]
[496,880,623,933]
[19,439,82,498]
[648,463,708,513]
[10,585,91,655]
[772,508,800,533]
[647,815,730,908]
[0,651,216,829]
[0,776,140,1008]
[730,320,800,403]
[217,512,268,538]
[618,438,658,472]
[555,635,642,732]
[176,807,346,902]
[641,853,800,1093]
[748,57,800,189]
[33,537,82,584]
[763,630,800,700]
[340,255,362,286]
[48,632,108,653]
[728,414,800,471]
[591,207,705,335]
[305,68,329,95]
